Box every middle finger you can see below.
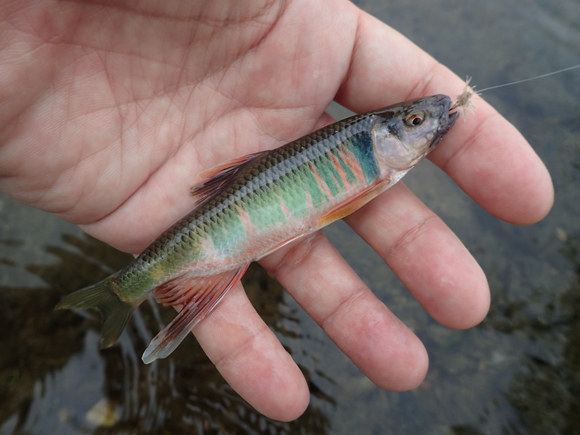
[260,230,429,392]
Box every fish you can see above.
[56,94,459,364]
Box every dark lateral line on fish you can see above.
[477,64,580,94]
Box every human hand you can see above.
[0,0,553,421]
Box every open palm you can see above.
[0,0,553,421]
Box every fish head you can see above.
[371,94,459,170]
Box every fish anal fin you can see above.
[142,265,249,364]
[190,151,267,202]
[317,178,392,227]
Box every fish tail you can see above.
[55,277,136,349]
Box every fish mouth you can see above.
[429,107,459,149]
[443,110,460,132]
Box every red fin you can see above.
[317,178,392,227]
[141,265,249,364]
[190,151,267,202]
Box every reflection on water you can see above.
[1,0,580,434]
[0,232,332,434]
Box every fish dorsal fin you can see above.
[190,151,267,202]
[141,265,249,363]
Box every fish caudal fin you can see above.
[55,278,136,349]
[142,265,249,364]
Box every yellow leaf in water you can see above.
[85,398,119,428]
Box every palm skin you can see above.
[0,0,553,421]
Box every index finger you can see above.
[335,8,553,224]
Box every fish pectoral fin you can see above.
[317,178,392,227]
[190,151,268,202]
[142,265,249,364]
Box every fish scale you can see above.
[56,95,459,363]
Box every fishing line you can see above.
[477,64,580,93]
[451,63,580,113]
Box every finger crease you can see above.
[320,285,369,332]
[384,214,440,261]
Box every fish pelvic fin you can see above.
[142,265,249,364]
[55,278,136,349]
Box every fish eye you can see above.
[405,111,424,127]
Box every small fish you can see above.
[56,95,459,363]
